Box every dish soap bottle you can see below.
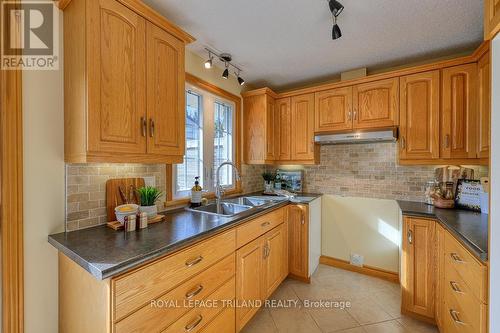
[190,176,203,208]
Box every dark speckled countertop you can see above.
[398,200,488,263]
[49,194,322,280]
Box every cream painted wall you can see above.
[22,14,65,333]
[322,195,401,273]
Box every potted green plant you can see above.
[262,171,275,193]
[136,186,163,218]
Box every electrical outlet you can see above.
[143,176,155,187]
[350,253,364,267]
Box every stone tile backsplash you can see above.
[295,143,488,202]
[65,163,265,231]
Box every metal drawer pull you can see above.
[261,221,270,227]
[449,281,463,294]
[449,309,465,325]
[149,118,155,137]
[141,117,147,137]
[185,315,203,332]
[185,285,204,299]
[450,253,465,263]
[185,255,203,267]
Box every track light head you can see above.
[332,23,342,40]
[204,58,212,69]
[222,66,229,79]
[237,76,245,86]
[329,0,344,17]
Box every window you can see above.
[172,83,239,199]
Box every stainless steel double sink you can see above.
[185,196,286,217]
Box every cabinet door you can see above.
[288,205,308,280]
[314,87,353,133]
[435,223,445,331]
[263,224,287,298]
[146,22,185,156]
[236,237,264,331]
[353,78,399,129]
[478,53,491,158]
[399,71,440,160]
[87,0,147,154]
[441,64,478,159]
[266,96,276,161]
[291,94,315,161]
[401,217,436,319]
[275,98,291,161]
[485,0,500,39]
[243,95,267,163]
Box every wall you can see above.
[22,13,65,333]
[489,34,499,333]
[322,195,401,273]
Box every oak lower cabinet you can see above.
[288,204,309,280]
[63,0,191,163]
[402,215,488,333]
[401,216,436,320]
[242,88,277,164]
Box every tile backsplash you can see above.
[65,163,265,231]
[294,143,488,202]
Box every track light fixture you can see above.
[328,0,344,40]
[204,52,213,69]
[203,48,245,84]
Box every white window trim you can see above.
[173,84,237,200]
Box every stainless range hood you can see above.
[314,129,398,145]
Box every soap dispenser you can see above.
[190,176,203,208]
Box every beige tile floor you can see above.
[242,264,439,333]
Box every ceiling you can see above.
[144,0,484,91]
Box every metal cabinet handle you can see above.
[445,134,450,148]
[261,221,270,228]
[301,210,305,225]
[407,230,413,244]
[141,117,147,137]
[185,284,204,299]
[185,255,203,267]
[184,315,203,332]
[450,253,464,263]
[348,111,352,121]
[449,309,465,325]
[353,111,358,120]
[401,137,406,149]
[449,281,463,294]
[149,118,155,137]
[263,244,268,259]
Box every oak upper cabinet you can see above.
[243,89,277,164]
[288,205,309,281]
[485,0,500,40]
[64,0,193,163]
[262,223,288,299]
[399,71,440,160]
[275,98,292,161]
[478,52,491,158]
[441,64,478,159]
[401,217,436,320]
[146,23,185,156]
[314,87,353,133]
[353,78,399,129]
[291,93,317,162]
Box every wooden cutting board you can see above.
[106,178,145,222]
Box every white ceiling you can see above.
[144,0,483,91]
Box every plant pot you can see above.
[264,181,274,193]
[139,205,157,219]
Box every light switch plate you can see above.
[350,253,364,267]
[143,176,155,187]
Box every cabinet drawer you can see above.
[162,277,235,333]
[114,254,235,332]
[444,284,487,333]
[199,307,235,333]
[113,230,236,321]
[236,207,285,248]
[444,231,488,303]
[444,262,487,333]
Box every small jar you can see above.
[424,180,439,205]
[125,215,136,232]
[139,212,148,229]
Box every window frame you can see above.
[165,73,242,206]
